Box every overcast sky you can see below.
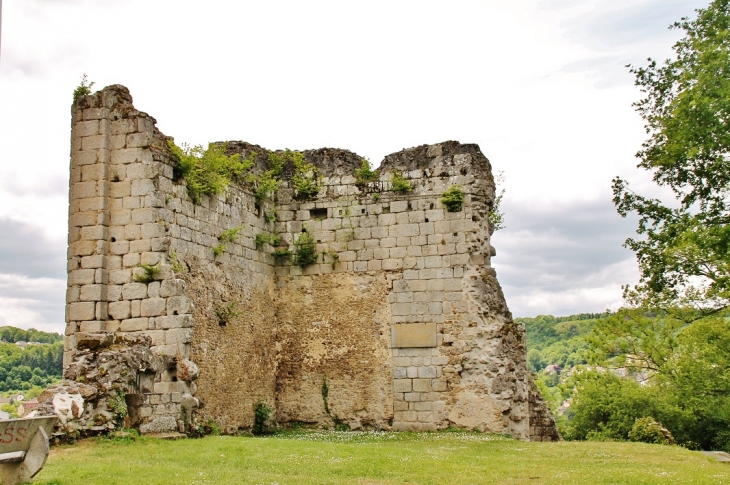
[0,0,709,333]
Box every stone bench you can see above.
[0,416,57,485]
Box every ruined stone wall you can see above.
[61,85,558,440]
[65,86,278,434]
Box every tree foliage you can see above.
[0,326,62,344]
[0,340,63,392]
[488,171,506,232]
[614,0,730,307]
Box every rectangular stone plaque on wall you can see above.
[392,323,437,348]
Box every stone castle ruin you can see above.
[49,85,558,441]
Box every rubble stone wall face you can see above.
[62,85,557,440]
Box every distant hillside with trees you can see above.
[0,326,63,392]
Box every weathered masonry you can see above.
[59,85,558,441]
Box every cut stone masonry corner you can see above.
[53,84,558,441]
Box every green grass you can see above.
[34,431,729,485]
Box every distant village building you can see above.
[17,400,40,418]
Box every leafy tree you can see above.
[488,171,505,232]
[527,349,544,373]
[562,371,686,442]
[613,0,730,309]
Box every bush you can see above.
[629,417,675,445]
[73,74,94,102]
[253,400,273,436]
[441,185,465,212]
[169,141,253,204]
[134,263,160,284]
[293,232,317,267]
[355,158,378,184]
[390,170,412,192]
[561,372,682,442]
[255,233,280,249]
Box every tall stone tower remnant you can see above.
[60,85,558,441]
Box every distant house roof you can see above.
[14,341,27,349]
[18,401,40,417]
[0,397,10,404]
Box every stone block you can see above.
[380,237,396,248]
[108,301,131,320]
[142,223,166,239]
[393,379,412,393]
[74,151,98,166]
[165,328,193,345]
[111,148,146,165]
[110,241,130,256]
[127,132,152,148]
[414,402,432,411]
[392,323,437,348]
[418,366,438,378]
[110,181,131,198]
[110,209,132,225]
[166,296,191,315]
[390,247,407,259]
[141,297,167,317]
[431,379,448,392]
[394,401,409,411]
[120,317,149,332]
[413,379,432,392]
[390,201,408,212]
[131,179,156,197]
[81,163,107,182]
[151,237,171,252]
[75,120,99,138]
[122,282,148,300]
[81,134,108,151]
[67,302,96,321]
[390,223,419,238]
[160,278,186,297]
[122,252,141,267]
[147,281,161,298]
[69,269,95,285]
[80,284,106,301]
[80,255,105,269]
[417,411,435,423]
[130,239,151,253]
[382,259,402,271]
[152,315,194,329]
[404,393,420,402]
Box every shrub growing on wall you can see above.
[169,141,253,203]
[441,185,465,212]
[293,232,317,267]
[390,170,412,193]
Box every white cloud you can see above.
[0,274,66,333]
[0,0,704,324]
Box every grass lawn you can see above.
[33,431,729,485]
